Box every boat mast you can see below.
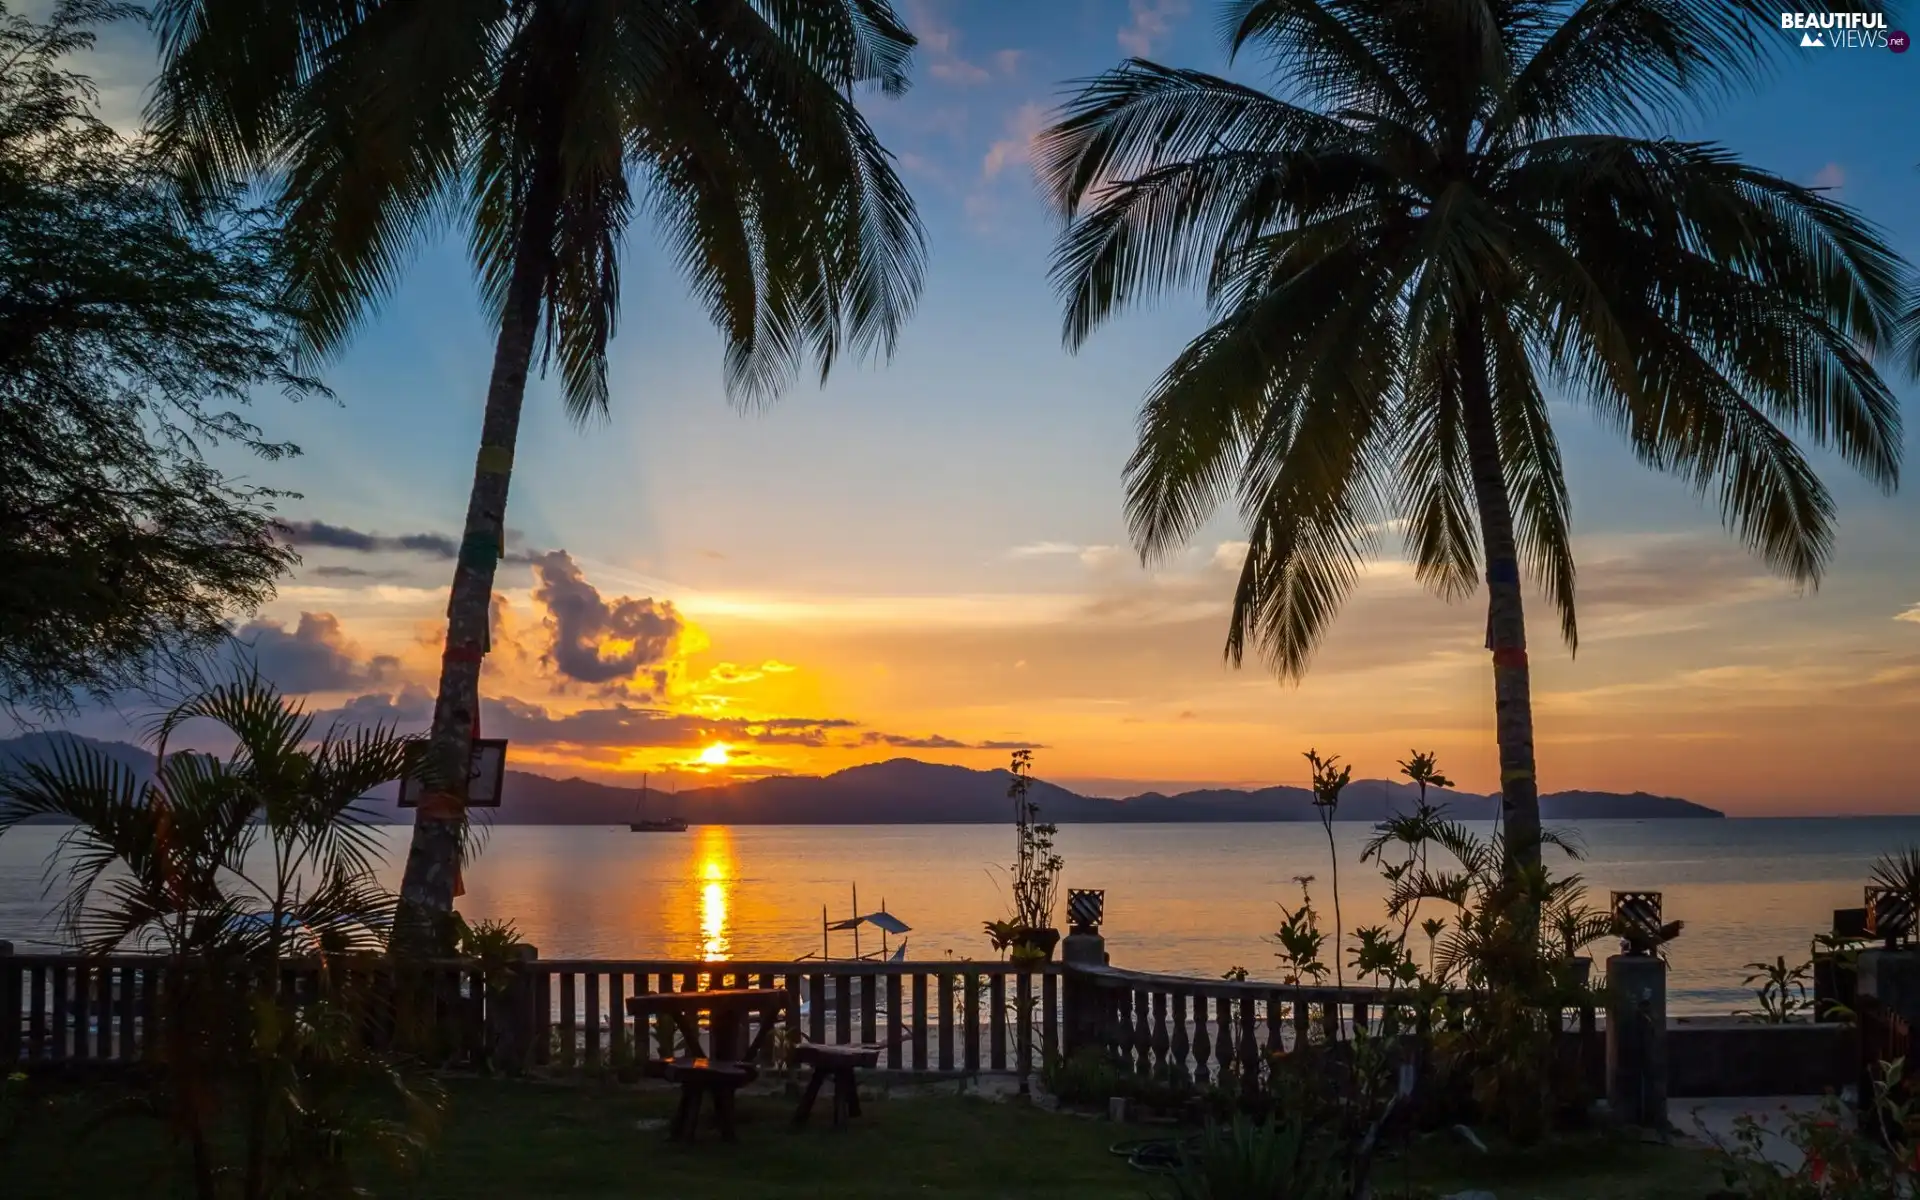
[852,882,861,960]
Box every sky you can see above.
[39,1,1920,813]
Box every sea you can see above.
[4,817,1915,1015]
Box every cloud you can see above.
[905,0,1020,85]
[860,731,968,749]
[982,101,1046,178]
[1010,541,1121,568]
[1811,162,1845,191]
[1898,603,1920,624]
[311,689,1040,757]
[279,520,539,564]
[487,697,857,748]
[310,565,377,579]
[322,685,435,727]
[312,691,862,749]
[531,551,687,689]
[1118,0,1190,55]
[760,660,797,673]
[856,732,1045,750]
[230,612,399,693]
[1211,541,1249,570]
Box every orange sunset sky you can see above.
[32,2,1920,814]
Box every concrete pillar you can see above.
[1857,948,1920,1019]
[1059,931,1107,1060]
[1606,953,1668,1129]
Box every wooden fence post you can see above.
[1,941,16,1066]
[491,946,540,1076]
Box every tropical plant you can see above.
[1037,0,1911,875]
[1418,917,1446,975]
[1706,1058,1919,1199]
[1271,876,1328,986]
[1041,1046,1124,1108]
[0,1069,26,1162]
[150,0,928,941]
[0,672,440,1199]
[1870,846,1920,944]
[1543,879,1613,961]
[1738,955,1812,1024]
[1005,749,1065,949]
[1302,749,1350,986]
[0,0,312,717]
[1161,1114,1340,1200]
[1362,751,1452,953]
[1382,818,1597,1141]
[1346,924,1417,989]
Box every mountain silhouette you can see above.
[0,738,1724,825]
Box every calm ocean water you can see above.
[4,818,1916,1014]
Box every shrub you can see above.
[1160,1115,1341,1200]
[1706,1058,1919,1198]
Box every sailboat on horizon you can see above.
[628,774,688,833]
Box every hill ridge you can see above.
[0,735,1722,824]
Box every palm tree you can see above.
[1038,0,1908,868]
[148,0,926,937]
[0,672,436,1199]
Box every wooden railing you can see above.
[1,954,162,1067]
[1075,964,1600,1085]
[3,950,1598,1083]
[0,951,509,1069]
[1,950,1067,1077]
[532,959,1063,1076]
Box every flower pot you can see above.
[1013,927,1061,961]
[1569,956,1593,988]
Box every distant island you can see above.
[0,733,1725,825]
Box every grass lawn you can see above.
[3,1076,1733,1199]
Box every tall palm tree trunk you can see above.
[396,187,556,948]
[1457,316,1542,872]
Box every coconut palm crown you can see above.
[147,0,926,933]
[1037,0,1908,864]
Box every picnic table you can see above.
[625,987,790,1062]
[625,988,791,1142]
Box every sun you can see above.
[696,742,731,767]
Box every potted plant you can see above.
[999,750,1064,962]
[1545,881,1614,987]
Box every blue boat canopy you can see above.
[825,910,911,934]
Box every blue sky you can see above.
[52,1,1920,811]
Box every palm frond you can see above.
[1035,61,1351,348]
[1220,0,1419,125]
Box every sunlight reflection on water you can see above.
[696,826,733,960]
[6,817,1918,1014]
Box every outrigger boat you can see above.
[794,884,911,1019]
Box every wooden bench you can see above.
[791,1042,881,1129]
[661,1058,756,1142]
